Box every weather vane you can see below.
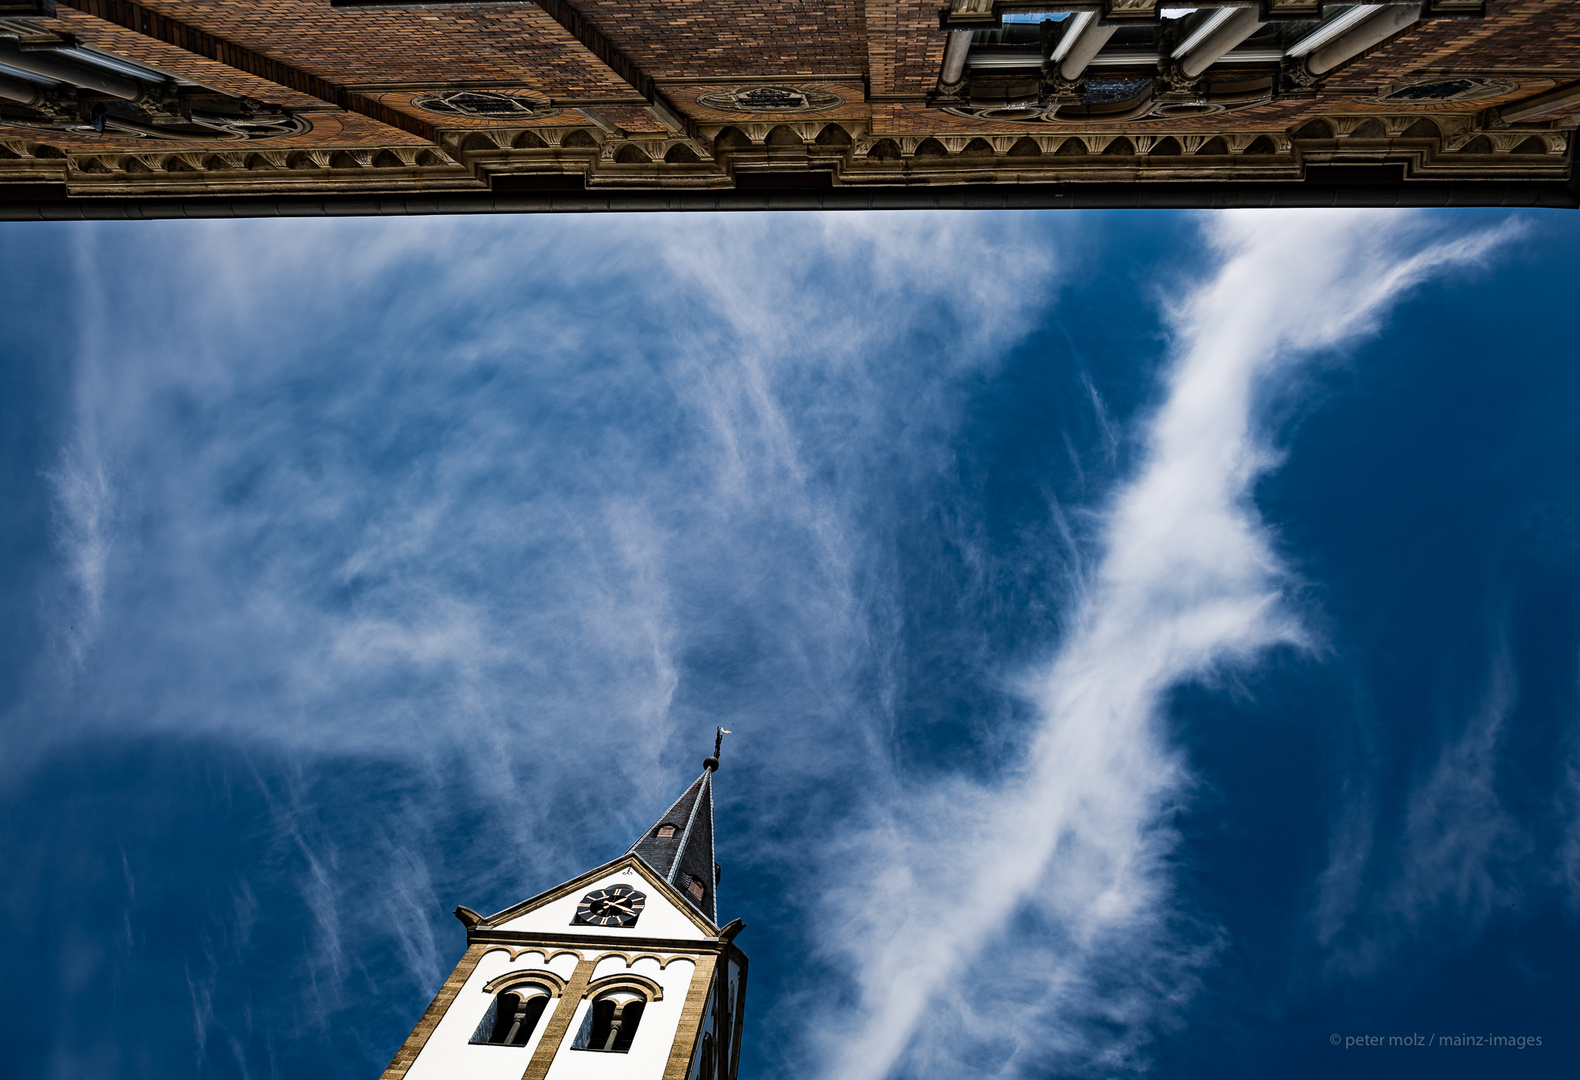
[705,727,732,771]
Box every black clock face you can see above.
[573,884,646,927]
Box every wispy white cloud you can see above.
[14,213,1060,1066]
[808,211,1518,1080]
[1392,651,1524,921]
[11,209,1518,1080]
[1316,642,1532,975]
[44,441,112,663]
[1561,749,1580,907]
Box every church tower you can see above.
[380,735,747,1080]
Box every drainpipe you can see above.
[0,71,46,107]
[1306,3,1423,77]
[0,39,149,101]
[1052,12,1118,82]
[940,29,974,86]
[1175,7,1265,80]
[1494,81,1580,124]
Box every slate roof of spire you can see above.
[628,766,717,926]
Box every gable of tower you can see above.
[486,855,718,940]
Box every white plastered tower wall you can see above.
[379,758,748,1080]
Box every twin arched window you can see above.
[473,970,658,1054]
[471,983,553,1047]
[571,990,647,1053]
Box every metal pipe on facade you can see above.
[940,29,974,86]
[1496,80,1580,124]
[1054,12,1118,82]
[1285,5,1384,58]
[0,39,148,101]
[1306,3,1423,77]
[0,71,46,107]
[1176,7,1264,80]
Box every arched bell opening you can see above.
[470,984,553,1048]
[572,991,648,1053]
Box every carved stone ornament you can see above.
[696,86,844,113]
[0,102,310,141]
[941,74,1271,124]
[412,91,559,120]
[1354,77,1517,107]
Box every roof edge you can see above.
[1,179,1575,220]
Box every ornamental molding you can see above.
[412,91,560,121]
[696,86,844,113]
[478,946,587,966]
[1,109,1567,198]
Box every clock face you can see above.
[573,884,647,927]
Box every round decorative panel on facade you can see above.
[1357,78,1517,106]
[412,91,558,120]
[696,86,843,113]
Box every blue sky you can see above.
[1,208,1577,1080]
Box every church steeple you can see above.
[626,731,727,926]
[379,731,748,1080]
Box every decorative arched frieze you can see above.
[814,124,852,147]
[479,945,584,966]
[864,138,901,160]
[1291,118,1335,140]
[582,950,694,973]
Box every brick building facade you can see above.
[0,0,1575,215]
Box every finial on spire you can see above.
[704,727,731,772]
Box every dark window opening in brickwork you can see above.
[1387,80,1477,101]
[1084,78,1153,106]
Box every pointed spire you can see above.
[627,730,730,926]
